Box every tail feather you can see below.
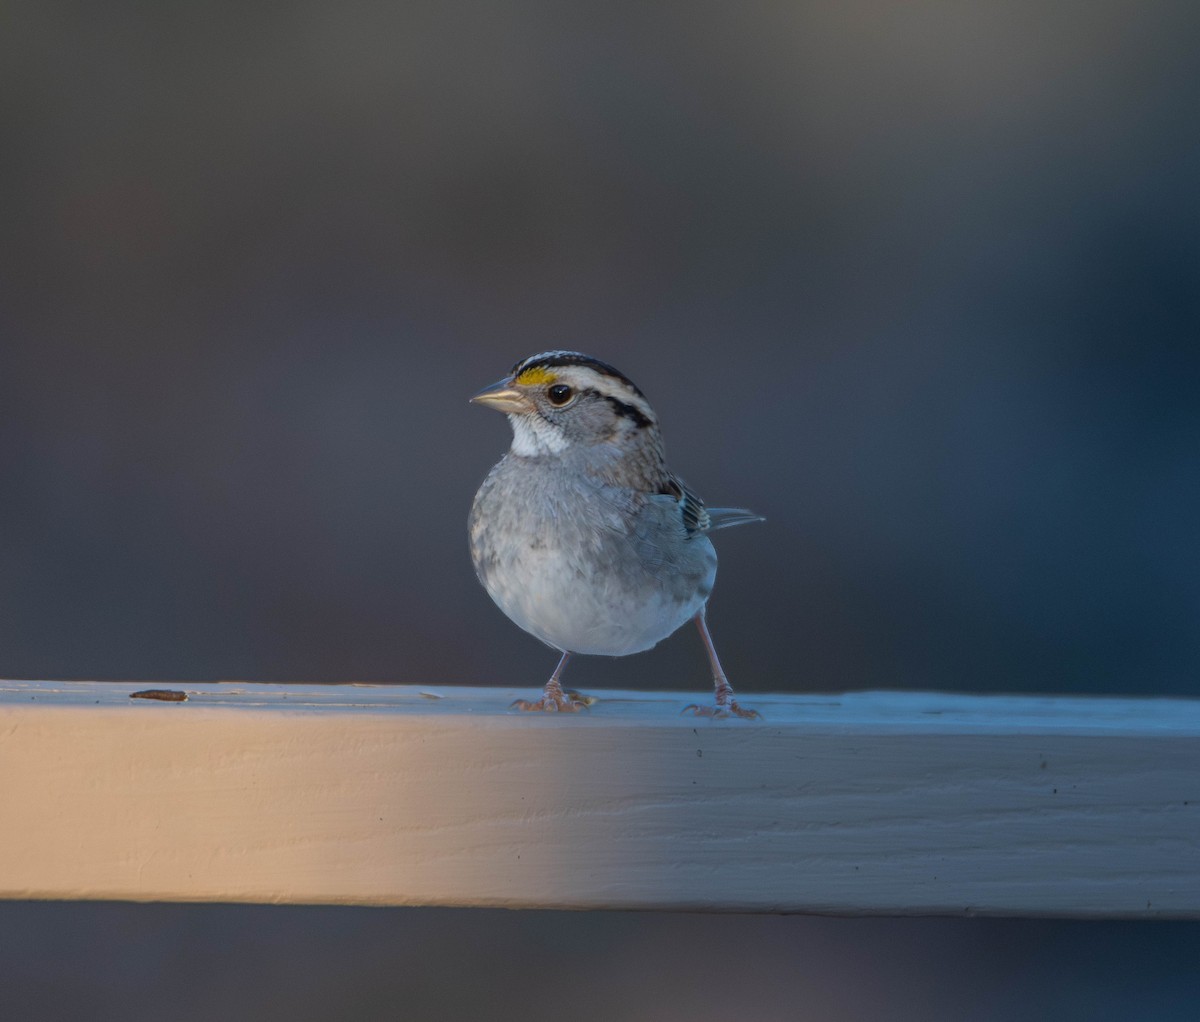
[705,507,765,531]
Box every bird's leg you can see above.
[683,611,760,719]
[511,652,592,712]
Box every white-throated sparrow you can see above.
[469,351,762,717]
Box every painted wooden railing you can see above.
[1,680,1197,916]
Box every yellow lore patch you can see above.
[515,366,557,386]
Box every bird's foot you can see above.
[682,699,761,720]
[511,686,594,713]
[682,679,761,720]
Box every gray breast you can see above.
[469,454,716,655]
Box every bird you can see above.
[468,351,763,718]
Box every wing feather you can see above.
[658,477,763,536]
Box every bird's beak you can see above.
[470,376,532,414]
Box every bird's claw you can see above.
[682,700,761,720]
[511,690,593,713]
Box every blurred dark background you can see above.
[1,2,1197,1019]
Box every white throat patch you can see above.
[508,413,569,456]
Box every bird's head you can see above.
[471,351,659,457]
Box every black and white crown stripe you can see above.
[511,351,647,398]
[512,351,655,428]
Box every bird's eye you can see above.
[546,384,574,406]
